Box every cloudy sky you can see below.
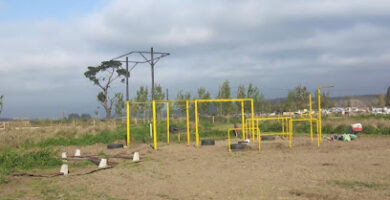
[1,0,390,118]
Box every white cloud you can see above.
[1,0,390,117]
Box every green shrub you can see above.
[0,148,62,176]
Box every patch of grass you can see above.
[333,180,384,189]
[0,174,9,184]
[98,151,109,159]
[0,148,62,176]
[37,128,126,147]
[68,160,96,168]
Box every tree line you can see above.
[113,81,335,118]
[84,61,390,120]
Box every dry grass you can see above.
[322,117,390,129]
[1,136,390,199]
[0,121,120,150]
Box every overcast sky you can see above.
[1,0,390,119]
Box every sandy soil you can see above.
[1,136,390,200]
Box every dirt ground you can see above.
[1,136,390,200]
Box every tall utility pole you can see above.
[110,49,169,147]
[126,57,129,101]
[166,89,169,100]
[111,48,170,101]
[151,47,155,100]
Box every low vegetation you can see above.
[0,148,62,184]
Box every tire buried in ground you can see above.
[201,139,215,146]
[230,143,246,150]
[107,143,124,149]
[261,136,275,141]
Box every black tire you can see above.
[201,139,215,146]
[261,136,275,141]
[107,143,124,149]
[238,140,249,144]
[230,143,246,150]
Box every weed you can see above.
[98,151,109,159]
[0,148,62,176]
[0,174,9,184]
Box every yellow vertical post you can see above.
[227,129,231,152]
[317,119,320,147]
[258,120,261,151]
[195,100,199,147]
[282,118,285,137]
[241,101,245,141]
[289,119,292,148]
[256,119,260,142]
[152,100,157,150]
[250,99,255,142]
[317,88,322,142]
[186,100,190,146]
[309,93,313,142]
[166,102,170,144]
[126,101,130,147]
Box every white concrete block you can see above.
[60,164,68,175]
[98,158,107,168]
[74,149,81,157]
[133,152,140,162]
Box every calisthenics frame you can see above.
[194,98,255,147]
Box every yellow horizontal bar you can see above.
[257,117,291,121]
[129,101,149,105]
[129,99,195,104]
[260,132,285,136]
[155,99,195,103]
[196,98,253,103]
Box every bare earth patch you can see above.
[1,136,390,200]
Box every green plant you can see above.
[0,148,62,176]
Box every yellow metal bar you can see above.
[317,88,322,142]
[282,118,285,137]
[257,117,290,121]
[309,93,313,142]
[227,129,231,152]
[260,132,288,136]
[155,99,195,103]
[256,119,260,141]
[257,119,261,151]
[126,101,130,146]
[250,99,255,142]
[166,102,170,144]
[130,101,149,105]
[317,119,320,147]
[152,100,157,150]
[289,119,292,148]
[186,100,190,146]
[178,133,181,142]
[196,98,253,103]
[195,100,199,147]
[241,101,245,141]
